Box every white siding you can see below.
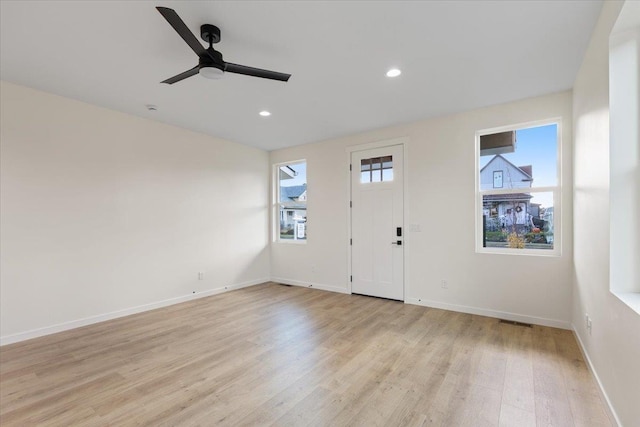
[480,156,531,190]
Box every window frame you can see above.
[273,159,307,244]
[475,118,562,256]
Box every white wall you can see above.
[0,81,270,344]
[271,90,573,328]
[572,1,640,426]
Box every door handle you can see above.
[391,240,402,245]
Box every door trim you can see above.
[346,137,409,300]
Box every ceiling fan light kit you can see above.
[200,66,224,79]
[156,7,291,84]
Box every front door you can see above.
[351,144,404,300]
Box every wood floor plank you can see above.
[499,402,536,427]
[0,283,612,426]
[501,324,535,413]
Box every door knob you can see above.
[391,240,402,245]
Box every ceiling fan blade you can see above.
[224,63,291,82]
[161,66,200,84]
[156,7,209,58]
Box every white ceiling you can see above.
[0,1,603,151]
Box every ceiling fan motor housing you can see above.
[199,48,224,71]
[200,24,220,44]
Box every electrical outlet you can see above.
[441,280,448,289]
[198,272,204,280]
[586,314,592,334]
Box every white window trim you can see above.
[273,159,307,244]
[475,118,562,256]
[609,10,640,314]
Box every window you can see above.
[493,171,503,188]
[275,160,307,242]
[360,156,393,183]
[477,122,560,254]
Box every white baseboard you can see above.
[406,297,571,329]
[0,278,268,346]
[572,325,621,427]
[270,277,350,295]
[267,281,569,329]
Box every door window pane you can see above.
[360,156,393,183]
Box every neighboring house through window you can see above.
[275,161,307,241]
[477,122,559,253]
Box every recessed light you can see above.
[386,68,402,78]
[259,111,271,117]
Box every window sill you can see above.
[611,291,640,315]
[476,247,560,257]
[276,240,307,245]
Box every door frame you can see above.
[346,137,409,300]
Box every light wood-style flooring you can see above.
[0,283,612,426]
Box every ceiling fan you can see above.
[156,7,291,84]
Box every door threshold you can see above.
[351,293,403,303]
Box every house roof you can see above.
[279,166,297,181]
[280,185,307,203]
[281,202,307,210]
[479,131,516,156]
[519,165,533,177]
[483,193,533,202]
